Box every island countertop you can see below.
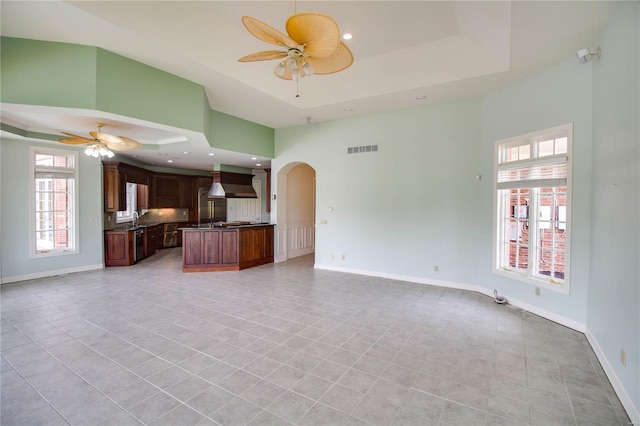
[181,224,274,272]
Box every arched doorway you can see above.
[273,162,316,262]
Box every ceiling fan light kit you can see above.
[239,11,353,96]
[58,123,142,159]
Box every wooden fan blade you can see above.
[60,132,94,143]
[90,131,122,145]
[106,136,142,151]
[239,50,287,62]
[242,16,297,49]
[286,13,340,58]
[305,41,353,75]
[59,137,91,145]
[91,132,141,151]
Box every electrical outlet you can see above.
[341,254,345,261]
[158,211,164,216]
[182,211,187,216]
[535,287,540,296]
[434,265,439,272]
[107,216,111,222]
[620,349,626,366]
[330,253,334,261]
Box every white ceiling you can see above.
[0,1,611,171]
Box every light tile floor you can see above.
[1,249,631,425]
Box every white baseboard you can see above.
[314,264,585,333]
[585,328,640,424]
[0,263,104,284]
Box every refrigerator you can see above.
[197,188,227,223]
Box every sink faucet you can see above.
[132,211,139,228]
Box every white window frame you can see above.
[116,182,137,223]
[30,146,79,258]
[493,123,572,294]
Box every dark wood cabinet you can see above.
[151,174,183,208]
[103,162,149,212]
[181,176,195,209]
[104,230,133,266]
[103,163,127,212]
[183,228,238,271]
[182,225,273,272]
[144,225,161,257]
[103,161,210,212]
[137,184,149,210]
[239,226,274,269]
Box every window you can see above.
[494,123,572,293]
[116,182,137,223]
[32,148,78,256]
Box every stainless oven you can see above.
[163,223,178,248]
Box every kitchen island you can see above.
[181,223,274,272]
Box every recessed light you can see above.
[251,157,257,160]
[208,153,215,156]
[183,151,189,155]
[167,160,173,163]
[256,163,261,167]
[344,107,354,112]
[343,33,352,40]
[416,95,427,100]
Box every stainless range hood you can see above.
[208,171,257,198]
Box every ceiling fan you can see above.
[58,123,142,158]
[238,11,353,95]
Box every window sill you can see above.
[493,267,570,295]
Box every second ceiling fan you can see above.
[58,123,142,158]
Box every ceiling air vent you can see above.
[347,144,378,154]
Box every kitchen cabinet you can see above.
[104,161,210,211]
[137,184,149,210]
[182,228,238,271]
[181,176,195,209]
[103,162,149,212]
[182,224,273,272]
[239,225,274,269]
[104,230,134,266]
[103,163,126,212]
[150,174,183,208]
[150,174,200,208]
[144,224,163,257]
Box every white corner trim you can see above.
[0,263,104,284]
[314,264,585,333]
[585,328,640,425]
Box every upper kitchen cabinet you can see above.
[150,174,195,208]
[103,163,126,212]
[137,183,149,210]
[151,174,182,208]
[103,162,150,212]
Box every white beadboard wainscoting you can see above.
[275,221,315,262]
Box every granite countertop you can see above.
[105,223,161,232]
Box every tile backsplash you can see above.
[104,208,189,230]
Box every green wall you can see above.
[1,38,97,109]
[96,49,207,132]
[0,37,274,158]
[209,110,274,158]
